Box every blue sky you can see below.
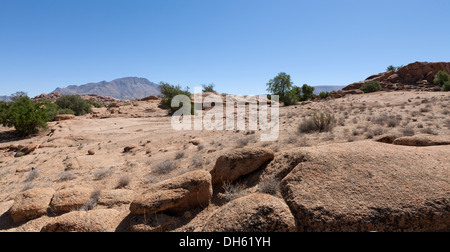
[0,0,449,97]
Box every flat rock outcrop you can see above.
[281,141,450,232]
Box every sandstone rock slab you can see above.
[9,188,55,223]
[200,193,296,232]
[210,148,274,186]
[130,170,212,215]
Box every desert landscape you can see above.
[0,62,449,232]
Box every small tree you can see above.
[202,83,217,93]
[386,65,404,71]
[0,93,57,136]
[159,82,193,115]
[387,65,396,71]
[360,81,382,93]
[301,84,315,101]
[266,72,293,104]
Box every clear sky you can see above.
[1,0,449,97]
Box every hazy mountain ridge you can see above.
[312,85,346,95]
[0,96,11,102]
[52,77,161,100]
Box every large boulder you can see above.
[50,187,94,214]
[41,209,123,232]
[199,193,296,232]
[129,170,212,215]
[210,148,275,187]
[9,188,55,223]
[281,141,450,232]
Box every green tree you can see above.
[202,83,217,93]
[387,65,396,71]
[301,84,315,101]
[159,82,193,115]
[55,95,92,116]
[387,65,404,71]
[0,94,57,136]
[266,72,293,104]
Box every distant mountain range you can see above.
[1,80,345,102]
[313,85,346,95]
[52,77,161,100]
[0,96,11,102]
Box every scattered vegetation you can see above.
[153,159,178,175]
[116,176,131,189]
[93,168,113,181]
[26,168,40,182]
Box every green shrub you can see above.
[434,71,449,86]
[319,92,330,99]
[360,81,382,93]
[442,81,450,92]
[202,83,217,93]
[55,95,92,116]
[159,82,193,115]
[0,94,57,136]
[283,89,299,106]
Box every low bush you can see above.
[360,81,382,93]
[298,112,335,134]
[319,92,330,99]
[55,95,92,116]
[153,159,178,175]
